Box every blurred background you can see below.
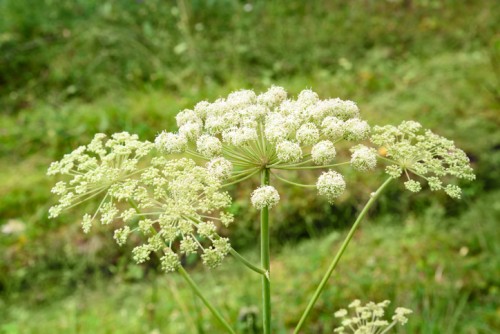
[0,0,499,333]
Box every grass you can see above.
[2,190,498,333]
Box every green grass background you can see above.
[0,0,499,333]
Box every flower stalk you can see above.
[261,167,272,334]
[178,266,236,334]
[229,248,266,276]
[294,177,393,333]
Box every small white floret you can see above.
[251,185,280,210]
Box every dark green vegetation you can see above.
[1,1,499,333]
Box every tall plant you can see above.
[48,87,474,333]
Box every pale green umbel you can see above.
[48,136,236,272]
[371,121,475,198]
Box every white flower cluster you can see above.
[251,186,280,209]
[154,87,372,205]
[49,133,234,272]
[334,299,412,334]
[316,171,346,203]
[370,121,475,198]
[48,132,154,220]
[350,145,377,171]
[133,157,233,270]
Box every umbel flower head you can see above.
[370,121,475,199]
[154,87,374,206]
[49,133,234,272]
[333,299,412,334]
[48,132,154,219]
[130,157,233,271]
[251,185,280,209]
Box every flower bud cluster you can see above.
[333,299,412,334]
[371,121,475,198]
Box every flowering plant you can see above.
[49,87,474,333]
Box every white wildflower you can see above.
[276,140,302,163]
[196,134,222,158]
[176,109,201,127]
[317,171,346,203]
[206,157,233,180]
[179,122,202,140]
[257,85,287,107]
[332,99,360,120]
[350,145,377,171]
[344,118,371,141]
[251,186,280,209]
[296,123,320,145]
[311,140,336,165]
[154,131,187,154]
[297,89,319,107]
[322,116,345,140]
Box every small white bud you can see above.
[113,226,131,246]
[160,249,181,272]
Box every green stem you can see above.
[261,168,271,334]
[271,171,316,188]
[293,177,393,333]
[178,266,236,334]
[222,168,260,187]
[272,161,350,170]
[229,248,267,276]
[379,321,398,334]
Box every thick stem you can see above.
[178,266,236,334]
[261,168,272,334]
[293,177,393,333]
